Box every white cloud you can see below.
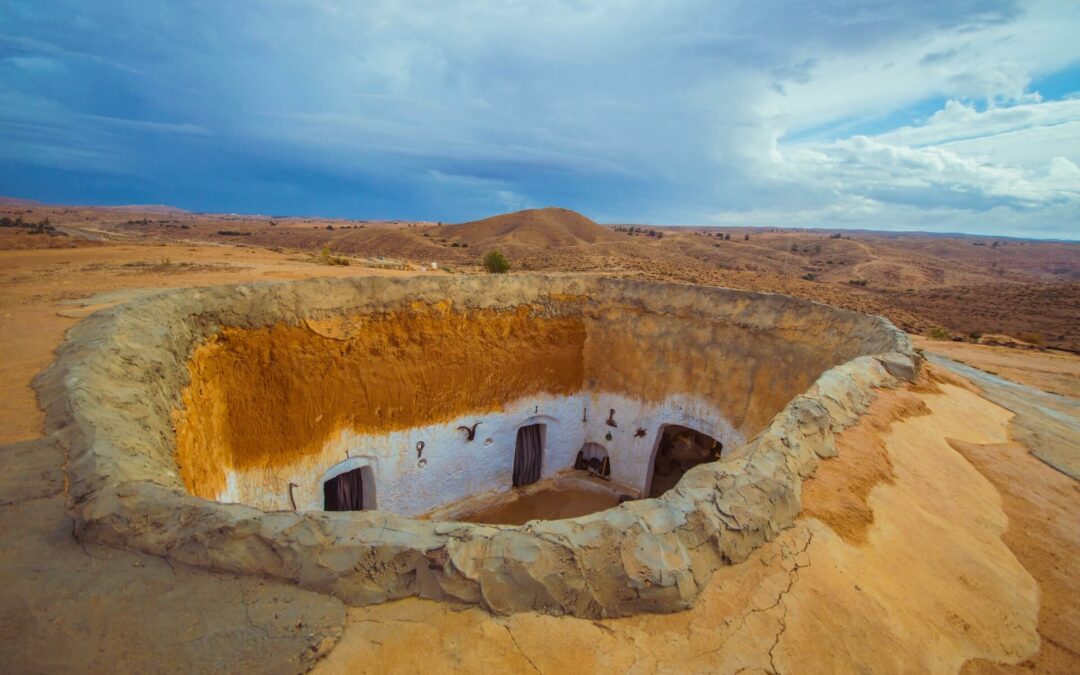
[786,126,1079,206]
[879,99,1080,150]
[749,95,1080,236]
[709,197,1080,239]
[765,0,1080,134]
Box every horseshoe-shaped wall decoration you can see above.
[457,422,481,441]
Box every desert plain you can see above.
[0,200,1077,674]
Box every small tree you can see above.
[483,250,510,274]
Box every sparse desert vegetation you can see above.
[5,201,1074,350]
[482,249,510,273]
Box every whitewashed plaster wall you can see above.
[219,393,585,514]
[583,392,745,496]
[218,391,742,515]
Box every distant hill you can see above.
[109,204,190,215]
[0,196,43,207]
[0,198,191,214]
[432,207,619,249]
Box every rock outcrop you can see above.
[35,275,916,617]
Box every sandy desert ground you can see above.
[3,200,1078,350]
[0,206,1078,673]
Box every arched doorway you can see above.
[323,467,368,511]
[646,424,722,498]
[513,423,545,487]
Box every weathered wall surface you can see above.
[584,391,745,496]
[177,304,587,499]
[226,393,590,514]
[581,288,890,436]
[219,389,745,515]
[35,275,916,618]
[176,280,888,514]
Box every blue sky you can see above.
[1,1,1078,238]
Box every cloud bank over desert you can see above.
[2,1,1078,237]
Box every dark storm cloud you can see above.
[0,0,1076,236]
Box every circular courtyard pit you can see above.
[38,275,917,618]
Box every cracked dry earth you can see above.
[1,337,1077,675]
[0,434,346,673]
[2,352,1076,674]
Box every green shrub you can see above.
[318,246,350,266]
[482,250,510,274]
[928,327,951,340]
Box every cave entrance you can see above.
[513,423,545,487]
[647,425,723,498]
[323,467,367,511]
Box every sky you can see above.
[1,1,1078,238]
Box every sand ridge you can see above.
[433,207,622,250]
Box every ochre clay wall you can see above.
[584,305,872,435]
[175,282,896,512]
[176,303,586,499]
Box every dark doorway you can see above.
[324,467,365,511]
[575,442,611,479]
[647,425,722,498]
[513,424,544,487]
